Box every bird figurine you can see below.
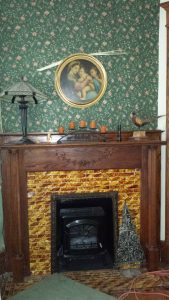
[130,112,165,128]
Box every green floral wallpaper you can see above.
[0,0,160,133]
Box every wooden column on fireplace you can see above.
[0,137,165,281]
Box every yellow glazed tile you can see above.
[27,169,141,275]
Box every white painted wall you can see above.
[158,0,167,240]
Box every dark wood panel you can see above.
[0,251,6,275]
[147,146,160,270]
[140,146,148,250]
[24,145,142,171]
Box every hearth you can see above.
[51,192,118,272]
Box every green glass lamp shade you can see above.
[0,78,48,144]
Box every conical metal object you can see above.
[116,201,145,266]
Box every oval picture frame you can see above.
[55,53,107,108]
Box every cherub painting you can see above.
[55,53,107,108]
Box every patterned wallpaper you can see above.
[0,0,160,133]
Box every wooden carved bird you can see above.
[130,112,165,128]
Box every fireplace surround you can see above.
[27,168,140,275]
[0,130,165,281]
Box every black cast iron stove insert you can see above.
[51,192,118,272]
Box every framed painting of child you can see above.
[55,53,107,108]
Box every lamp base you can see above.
[17,137,35,144]
[6,137,35,145]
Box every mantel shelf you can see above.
[0,140,166,149]
[0,130,164,146]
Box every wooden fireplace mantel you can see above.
[0,132,166,281]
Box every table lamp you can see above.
[0,77,48,144]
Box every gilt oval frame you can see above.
[55,53,107,108]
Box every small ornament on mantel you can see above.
[58,126,64,134]
[89,120,97,129]
[47,130,53,143]
[130,111,166,140]
[115,201,145,271]
[79,120,87,128]
[69,121,75,130]
[100,125,107,133]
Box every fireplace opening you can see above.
[51,192,118,272]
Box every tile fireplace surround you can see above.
[27,169,140,275]
[0,131,166,281]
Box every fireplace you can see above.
[27,168,140,275]
[51,192,118,272]
[0,131,163,280]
